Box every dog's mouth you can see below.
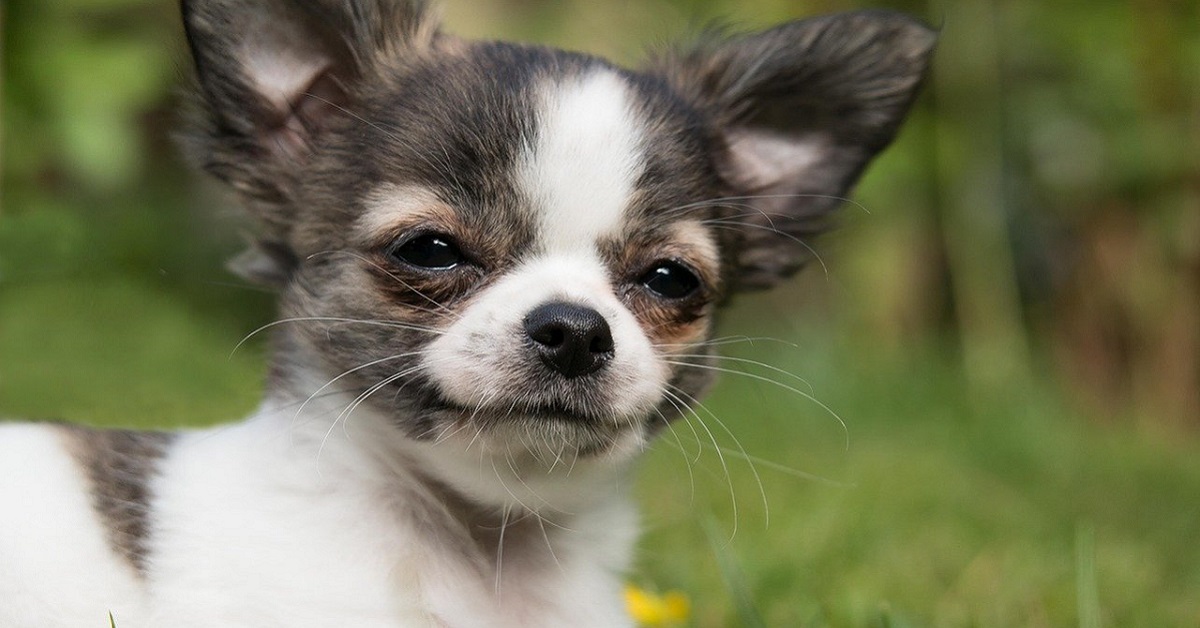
[425,393,614,427]
[417,391,641,456]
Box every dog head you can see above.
[181,0,934,473]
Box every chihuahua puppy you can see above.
[0,0,933,625]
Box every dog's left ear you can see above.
[181,0,440,286]
[654,11,936,291]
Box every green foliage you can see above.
[4,0,179,195]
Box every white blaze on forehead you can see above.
[521,70,645,253]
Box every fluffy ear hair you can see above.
[180,0,438,286]
[653,11,936,291]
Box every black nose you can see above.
[523,302,615,378]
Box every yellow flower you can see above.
[625,584,690,626]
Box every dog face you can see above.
[182,0,934,463]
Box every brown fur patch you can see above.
[56,425,175,575]
[601,220,720,350]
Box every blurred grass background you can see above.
[2,0,1198,625]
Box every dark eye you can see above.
[389,233,464,270]
[639,260,701,300]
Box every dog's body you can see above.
[0,1,933,625]
[1,408,635,626]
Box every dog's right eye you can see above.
[638,260,701,300]
[388,233,464,270]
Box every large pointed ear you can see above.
[653,11,936,291]
[180,0,439,286]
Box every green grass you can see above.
[631,308,1200,626]
[2,266,1198,627]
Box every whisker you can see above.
[650,402,698,503]
[657,394,704,465]
[503,445,556,513]
[494,502,510,598]
[313,356,455,469]
[662,359,849,451]
[668,384,769,530]
[231,316,445,356]
[661,192,874,217]
[427,388,498,445]
[661,387,739,541]
[295,349,434,426]
[703,219,830,277]
[666,353,815,396]
[715,447,850,488]
[535,512,564,573]
[653,335,800,351]
[428,417,473,445]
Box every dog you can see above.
[0,1,934,625]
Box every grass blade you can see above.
[1076,523,1101,628]
[702,516,767,628]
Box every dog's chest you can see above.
[0,420,633,628]
[140,424,634,628]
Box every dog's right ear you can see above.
[180,0,439,286]
[651,11,935,292]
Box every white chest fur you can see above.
[0,401,638,628]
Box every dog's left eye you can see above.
[639,261,701,300]
[389,233,464,270]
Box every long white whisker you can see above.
[535,512,563,573]
[650,402,698,502]
[666,353,815,396]
[662,192,874,217]
[663,359,849,450]
[715,447,850,487]
[503,446,557,513]
[494,503,510,598]
[314,357,452,470]
[231,316,445,356]
[703,219,830,277]
[669,384,769,529]
[653,335,800,351]
[295,349,434,426]
[662,388,738,541]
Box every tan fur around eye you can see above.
[667,220,720,287]
[614,220,720,351]
[357,183,458,246]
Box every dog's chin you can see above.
[420,394,649,458]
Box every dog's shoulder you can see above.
[0,422,150,625]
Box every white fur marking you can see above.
[0,425,144,627]
[522,71,644,253]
